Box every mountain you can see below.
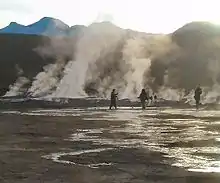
[0,20,220,97]
[0,17,70,36]
[172,22,220,49]
[0,34,53,95]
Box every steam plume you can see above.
[20,21,220,103]
[52,22,125,98]
[27,58,67,97]
[4,77,29,97]
[4,65,29,97]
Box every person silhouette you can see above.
[109,89,118,109]
[138,89,148,109]
[194,84,202,110]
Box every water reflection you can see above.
[3,107,220,173]
[73,108,220,173]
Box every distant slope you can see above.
[0,34,53,95]
[0,29,83,96]
[172,22,220,49]
[1,20,220,97]
[168,22,220,90]
[0,17,69,36]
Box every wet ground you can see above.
[1,107,220,182]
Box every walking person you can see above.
[138,89,148,109]
[194,84,202,110]
[109,89,118,110]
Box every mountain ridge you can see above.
[0,17,71,36]
[1,17,220,97]
[1,16,219,36]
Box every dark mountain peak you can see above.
[9,22,19,25]
[174,21,220,36]
[68,25,87,36]
[172,21,220,48]
[8,22,25,27]
[0,17,69,36]
[29,17,69,29]
[40,16,55,21]
[70,25,86,29]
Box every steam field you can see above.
[1,9,220,183]
[1,105,220,183]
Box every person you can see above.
[194,85,202,110]
[149,96,153,105]
[109,89,118,109]
[154,94,157,101]
[138,89,148,109]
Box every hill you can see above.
[1,20,220,99]
[0,34,54,95]
[0,17,69,36]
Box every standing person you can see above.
[109,89,118,110]
[154,94,157,101]
[194,84,202,110]
[154,94,158,105]
[138,89,148,109]
[152,93,158,106]
[149,96,153,105]
[146,89,150,105]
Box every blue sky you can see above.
[0,0,220,33]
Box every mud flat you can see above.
[0,96,193,110]
[1,108,220,183]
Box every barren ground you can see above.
[1,107,220,183]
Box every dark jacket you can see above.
[111,91,118,101]
[194,87,202,100]
[139,91,148,101]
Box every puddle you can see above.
[43,148,114,168]
[8,107,219,172]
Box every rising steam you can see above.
[27,36,75,97]
[4,65,29,97]
[27,60,65,97]
[8,21,220,104]
[4,77,29,97]
[52,22,125,98]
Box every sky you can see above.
[0,0,220,33]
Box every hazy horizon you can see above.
[1,0,220,34]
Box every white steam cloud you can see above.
[120,36,152,100]
[51,22,125,98]
[28,58,66,97]
[4,77,29,97]
[8,21,220,106]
